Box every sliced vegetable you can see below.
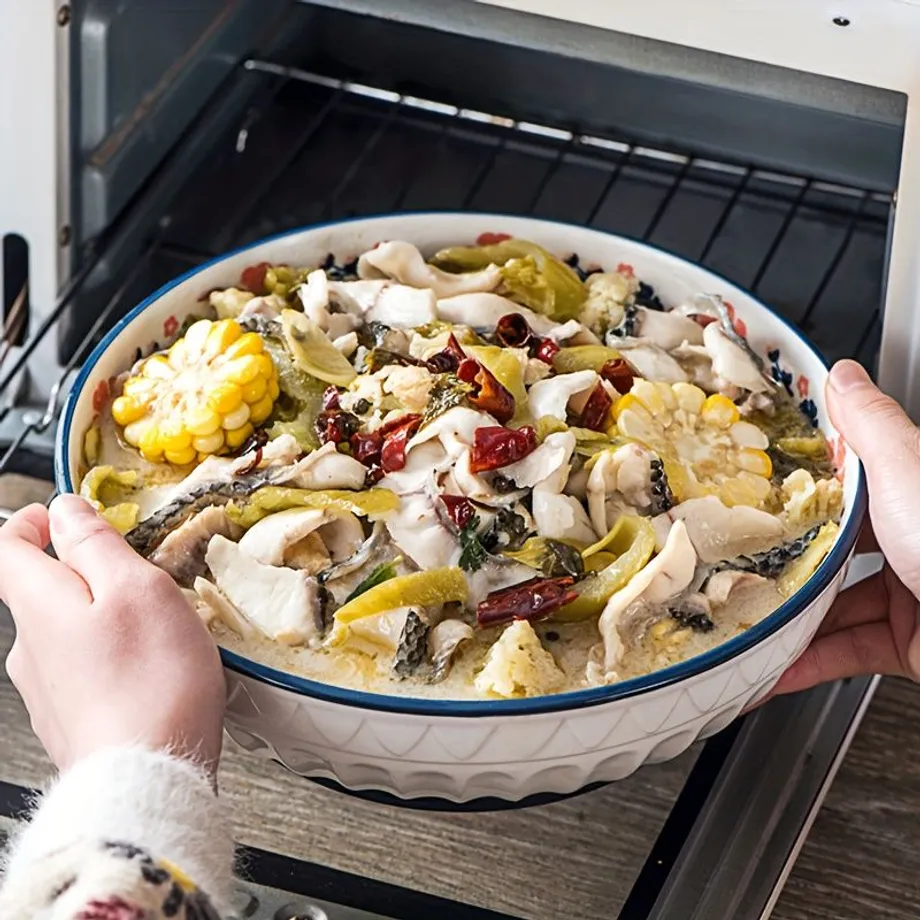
[477,576,578,627]
[554,516,656,621]
[777,521,839,597]
[503,537,585,578]
[553,345,622,374]
[469,425,538,473]
[79,466,141,535]
[432,239,587,321]
[334,567,468,624]
[422,373,472,424]
[534,415,569,441]
[112,318,279,464]
[281,309,357,387]
[380,414,423,473]
[343,557,403,604]
[227,486,399,529]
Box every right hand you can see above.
[0,495,227,777]
[772,360,920,695]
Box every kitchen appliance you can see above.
[0,1,907,917]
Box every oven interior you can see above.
[0,3,904,918]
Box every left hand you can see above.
[0,495,227,776]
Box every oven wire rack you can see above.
[0,60,892,496]
[0,61,891,920]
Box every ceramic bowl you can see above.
[55,213,867,803]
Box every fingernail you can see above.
[829,359,870,394]
[49,494,95,535]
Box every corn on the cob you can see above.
[612,380,773,508]
[111,318,280,465]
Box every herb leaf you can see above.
[458,515,487,572]
[344,557,403,603]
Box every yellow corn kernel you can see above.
[701,394,740,427]
[650,620,673,640]
[225,422,254,449]
[122,376,157,400]
[142,354,174,380]
[256,353,274,379]
[222,402,251,430]
[158,422,192,454]
[268,376,281,401]
[672,382,706,415]
[111,395,146,426]
[139,424,163,460]
[613,393,640,421]
[164,445,197,466]
[632,379,666,415]
[224,331,263,360]
[219,355,262,386]
[737,448,772,478]
[654,381,678,411]
[207,382,243,415]
[183,319,213,358]
[167,340,187,370]
[249,395,275,425]
[205,319,242,357]
[242,375,267,404]
[192,430,225,454]
[185,407,222,437]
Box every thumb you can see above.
[48,494,142,597]
[826,360,920,465]
[827,359,920,591]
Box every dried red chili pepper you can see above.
[351,429,383,465]
[240,261,270,294]
[457,359,516,424]
[425,331,468,373]
[476,576,578,627]
[440,494,475,529]
[495,313,533,348]
[534,337,560,364]
[599,358,638,395]
[477,231,512,246]
[316,407,362,446]
[322,386,341,411]
[577,383,613,432]
[379,414,423,473]
[469,425,538,473]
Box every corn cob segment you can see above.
[613,379,772,508]
[111,318,279,465]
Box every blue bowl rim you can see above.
[55,211,868,718]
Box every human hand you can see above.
[0,495,226,776]
[772,359,920,696]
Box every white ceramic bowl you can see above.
[55,213,866,803]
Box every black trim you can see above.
[238,845,523,920]
[303,774,609,812]
[617,723,743,918]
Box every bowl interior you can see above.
[55,212,866,715]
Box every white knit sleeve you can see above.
[0,747,235,919]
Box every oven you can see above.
[0,2,911,917]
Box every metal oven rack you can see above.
[0,61,890,919]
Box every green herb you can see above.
[458,515,487,572]
[344,557,404,604]
[422,374,472,425]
